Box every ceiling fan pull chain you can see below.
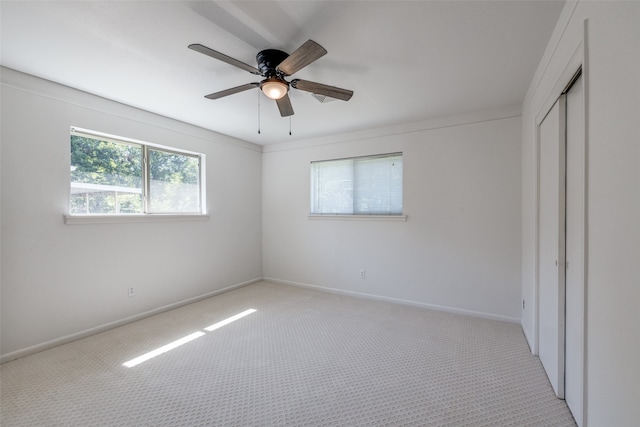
[289,116,292,136]
[257,90,261,134]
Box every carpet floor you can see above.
[0,281,576,426]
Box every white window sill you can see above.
[308,214,407,222]
[64,214,210,225]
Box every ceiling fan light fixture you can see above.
[260,78,288,100]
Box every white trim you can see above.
[523,1,580,107]
[521,321,534,353]
[263,277,520,324]
[534,42,584,127]
[580,20,589,427]
[64,214,209,225]
[532,112,541,356]
[308,214,407,222]
[0,276,521,364]
[263,105,521,153]
[0,278,261,364]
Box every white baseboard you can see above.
[521,322,536,355]
[2,277,521,363]
[263,277,521,324]
[0,278,261,364]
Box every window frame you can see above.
[309,152,406,220]
[66,127,207,223]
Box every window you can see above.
[70,127,203,215]
[310,153,403,215]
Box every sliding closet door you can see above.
[538,97,566,399]
[564,74,585,426]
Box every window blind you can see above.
[311,153,403,215]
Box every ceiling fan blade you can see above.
[189,43,260,75]
[276,93,294,117]
[277,40,327,76]
[205,83,259,100]
[290,79,353,101]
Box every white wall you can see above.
[263,110,522,322]
[0,68,263,360]
[521,1,640,425]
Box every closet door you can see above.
[565,74,585,426]
[538,97,566,398]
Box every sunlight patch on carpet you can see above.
[122,308,257,368]
[204,308,256,332]
[122,331,206,368]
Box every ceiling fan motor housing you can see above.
[256,49,289,78]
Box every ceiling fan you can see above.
[188,40,353,117]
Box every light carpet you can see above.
[0,281,576,426]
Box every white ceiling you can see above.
[0,1,564,146]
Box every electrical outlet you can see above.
[360,269,366,279]
[128,287,135,297]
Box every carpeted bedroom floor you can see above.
[0,281,576,426]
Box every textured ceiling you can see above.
[0,1,564,145]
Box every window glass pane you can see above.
[70,135,143,214]
[148,149,200,213]
[310,153,402,215]
[311,159,353,214]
